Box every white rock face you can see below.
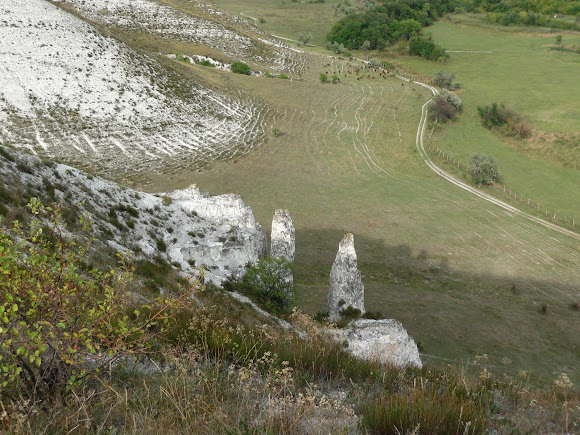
[327,234,365,322]
[330,319,422,369]
[169,185,267,281]
[270,209,295,261]
[0,150,266,285]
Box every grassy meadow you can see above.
[77,0,580,387]
[209,0,367,48]
[390,17,580,221]
[142,51,580,386]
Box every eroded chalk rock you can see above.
[169,185,267,283]
[270,209,295,261]
[329,319,422,369]
[327,234,365,322]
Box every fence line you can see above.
[425,141,577,229]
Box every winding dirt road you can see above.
[411,80,580,241]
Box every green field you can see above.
[88,2,580,387]
[390,17,580,221]
[210,0,376,50]
[141,52,580,385]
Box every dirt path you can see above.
[411,80,580,241]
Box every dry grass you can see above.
[2,291,578,434]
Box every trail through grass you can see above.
[142,51,580,385]
[391,18,580,220]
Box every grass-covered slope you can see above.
[392,18,580,220]
[0,148,577,432]
[149,53,580,386]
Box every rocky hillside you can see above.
[0,0,304,179]
[0,146,266,285]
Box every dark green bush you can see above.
[231,61,251,75]
[409,36,447,61]
[225,257,294,314]
[477,103,533,138]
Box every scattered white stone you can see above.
[0,0,268,178]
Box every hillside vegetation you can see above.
[0,148,577,432]
[1,0,579,432]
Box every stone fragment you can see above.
[327,233,364,322]
[329,319,422,369]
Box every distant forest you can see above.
[326,0,453,51]
[326,0,580,56]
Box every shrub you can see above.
[0,199,195,402]
[156,238,167,252]
[477,103,533,138]
[433,70,462,90]
[297,33,312,47]
[469,154,501,186]
[409,36,447,61]
[332,75,339,84]
[279,73,288,80]
[199,60,215,67]
[429,90,462,123]
[231,61,251,75]
[320,73,328,83]
[228,257,294,314]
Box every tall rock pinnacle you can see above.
[270,209,295,261]
[327,233,365,322]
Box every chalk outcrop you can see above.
[330,319,422,369]
[327,234,365,322]
[169,185,267,283]
[0,150,266,285]
[271,209,295,261]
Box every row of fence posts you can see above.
[426,142,576,228]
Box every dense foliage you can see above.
[433,70,462,90]
[326,0,453,54]
[224,257,295,314]
[429,90,463,122]
[456,0,580,30]
[0,200,195,402]
[408,35,447,60]
[231,61,251,75]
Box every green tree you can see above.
[241,258,294,313]
[556,34,563,45]
[469,154,501,186]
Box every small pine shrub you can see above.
[156,238,167,252]
[231,61,251,75]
